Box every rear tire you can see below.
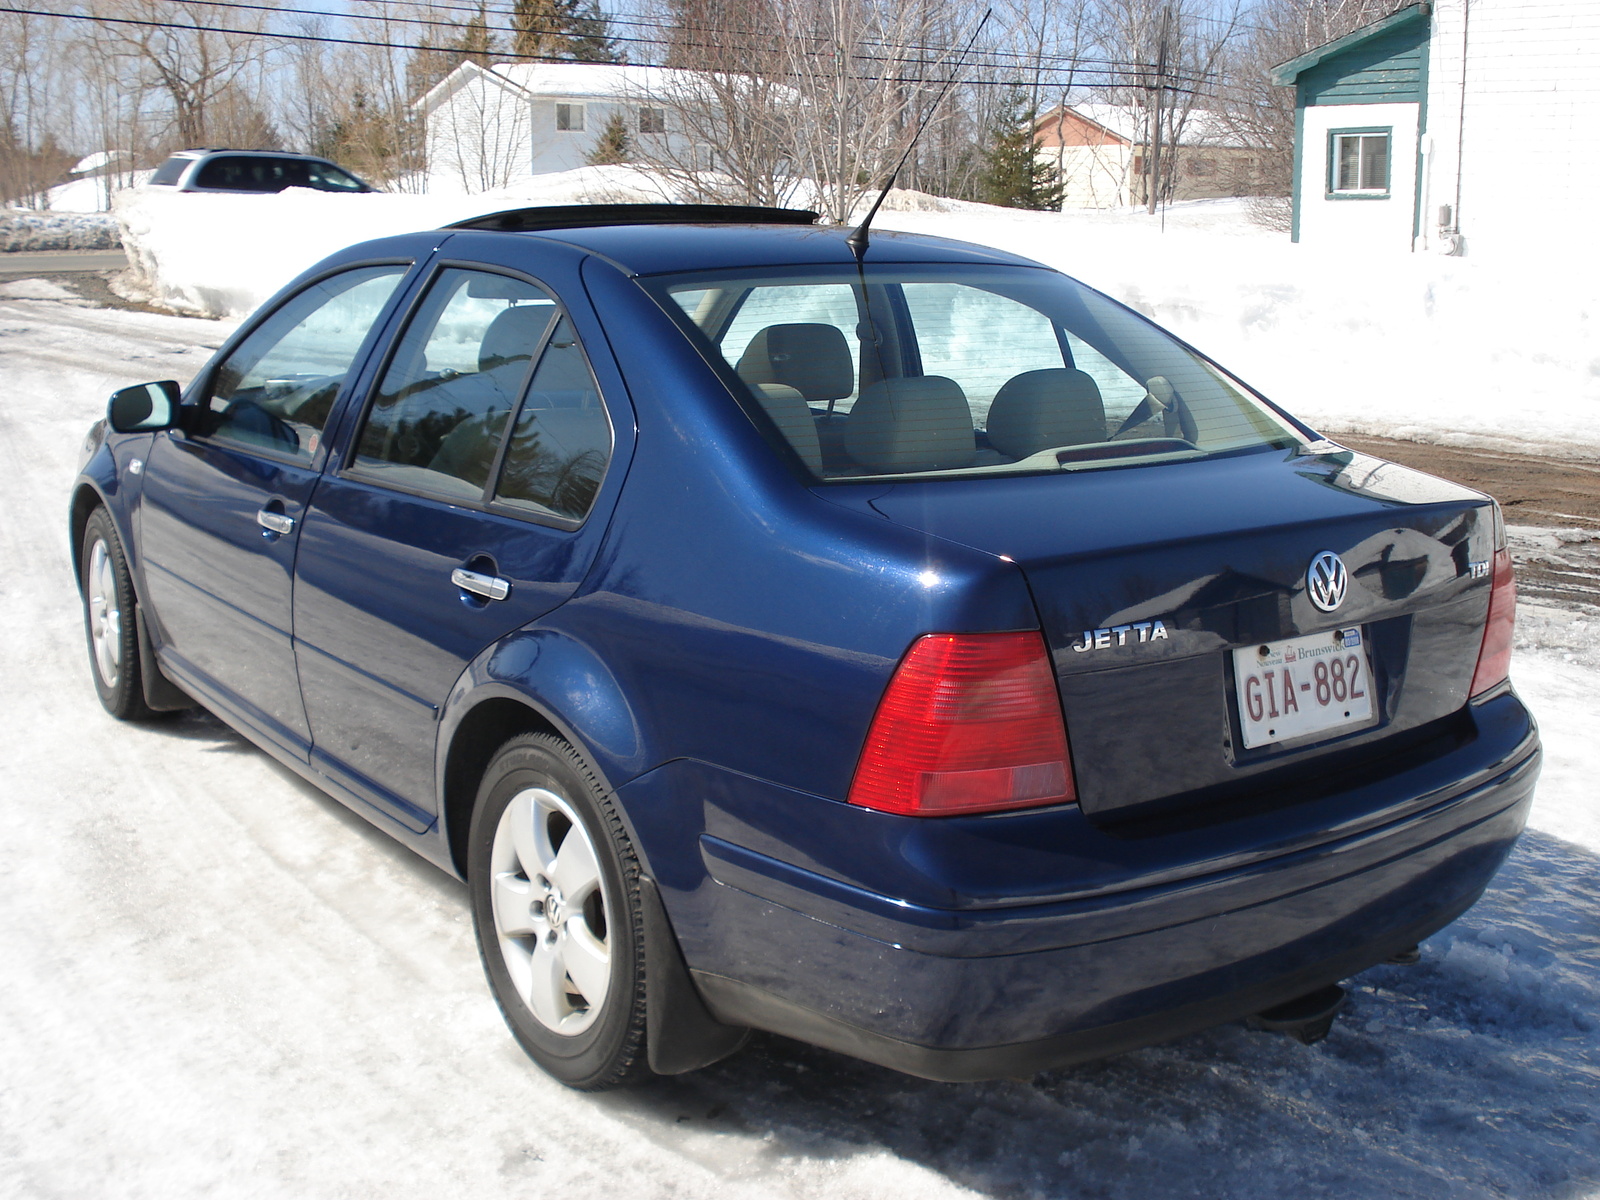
[80,507,157,721]
[467,732,651,1090]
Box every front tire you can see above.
[467,733,650,1090]
[80,507,156,721]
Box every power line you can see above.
[0,1,1220,87]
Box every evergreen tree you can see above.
[977,93,1064,211]
[512,0,622,63]
[586,111,633,165]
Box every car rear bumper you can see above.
[633,695,1538,1081]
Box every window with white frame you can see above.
[638,107,666,134]
[1329,129,1390,196]
[556,103,586,132]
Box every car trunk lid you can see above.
[861,446,1499,826]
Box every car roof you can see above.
[472,222,1049,277]
[167,148,339,162]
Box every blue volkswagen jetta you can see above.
[72,205,1539,1089]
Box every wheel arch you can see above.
[438,627,654,880]
[68,481,112,593]
[440,695,562,879]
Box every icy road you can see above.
[2,284,1598,1200]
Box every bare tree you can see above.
[278,4,423,190]
[86,0,272,149]
[0,4,75,206]
[780,0,964,222]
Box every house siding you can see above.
[1417,0,1600,256]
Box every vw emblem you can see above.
[1306,551,1349,613]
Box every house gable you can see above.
[1271,4,1430,103]
[1294,16,1429,107]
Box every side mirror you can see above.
[108,380,182,433]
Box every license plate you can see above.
[1232,628,1373,750]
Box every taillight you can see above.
[847,631,1076,817]
[1469,546,1516,698]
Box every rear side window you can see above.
[194,156,308,192]
[495,317,613,520]
[203,265,408,461]
[149,157,189,186]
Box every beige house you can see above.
[1033,104,1266,209]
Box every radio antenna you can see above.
[846,8,994,261]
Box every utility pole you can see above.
[1146,3,1171,215]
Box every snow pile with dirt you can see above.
[115,183,1600,459]
[0,207,122,252]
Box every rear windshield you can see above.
[149,157,189,186]
[644,263,1302,481]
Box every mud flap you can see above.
[136,608,192,713]
[640,875,750,1075]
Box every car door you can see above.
[292,261,625,824]
[138,263,412,757]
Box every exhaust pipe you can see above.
[1245,984,1347,1045]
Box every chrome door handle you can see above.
[452,568,510,601]
[256,509,295,535]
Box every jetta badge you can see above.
[1306,551,1349,613]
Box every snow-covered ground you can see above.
[2,281,1600,1197]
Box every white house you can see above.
[413,62,705,192]
[1273,0,1600,256]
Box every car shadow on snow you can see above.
[607,830,1600,1200]
[139,706,467,902]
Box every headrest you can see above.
[751,383,823,473]
[479,304,551,374]
[985,368,1106,458]
[735,323,854,402]
[844,375,975,473]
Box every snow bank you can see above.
[114,165,673,317]
[117,180,1600,458]
[0,208,122,252]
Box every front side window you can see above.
[556,103,585,132]
[305,161,367,192]
[203,264,408,460]
[1330,129,1390,196]
[647,263,1300,482]
[638,107,667,134]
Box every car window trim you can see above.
[184,257,416,471]
[335,258,604,531]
